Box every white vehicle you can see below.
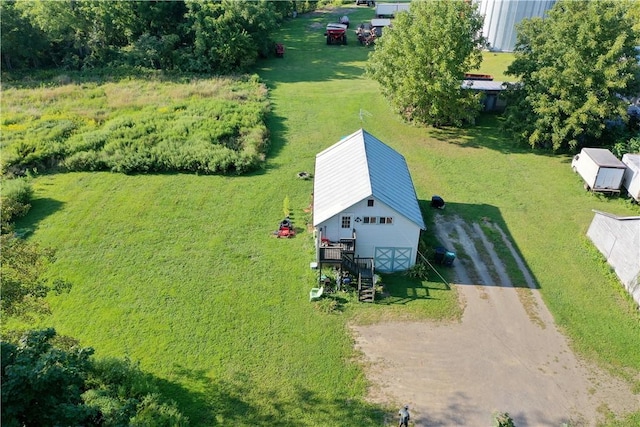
[571,148,627,193]
[622,153,640,202]
[375,2,410,18]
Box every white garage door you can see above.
[375,247,412,272]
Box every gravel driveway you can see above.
[352,215,639,426]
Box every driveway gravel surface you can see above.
[352,215,639,426]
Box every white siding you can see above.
[316,197,421,270]
[477,0,556,52]
[587,211,640,307]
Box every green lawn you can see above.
[10,5,640,426]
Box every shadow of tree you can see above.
[14,196,65,236]
[166,365,388,426]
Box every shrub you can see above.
[492,411,515,427]
[405,262,429,280]
[314,297,339,314]
[1,178,33,231]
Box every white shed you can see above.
[587,210,640,308]
[313,129,425,273]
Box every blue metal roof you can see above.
[313,129,425,229]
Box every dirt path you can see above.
[352,215,639,426]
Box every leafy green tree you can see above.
[503,0,640,151]
[1,328,97,427]
[366,0,486,127]
[1,329,188,427]
[0,234,71,318]
[0,0,49,69]
[184,0,280,72]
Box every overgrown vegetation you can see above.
[1,328,187,426]
[0,0,315,73]
[1,73,270,176]
[0,177,33,232]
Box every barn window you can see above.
[367,199,374,207]
[341,216,351,228]
[379,217,393,224]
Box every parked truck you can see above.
[622,153,640,202]
[571,148,627,193]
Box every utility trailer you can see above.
[325,23,348,45]
[622,153,640,202]
[571,148,627,194]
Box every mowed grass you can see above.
[11,5,640,425]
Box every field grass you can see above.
[1,75,269,175]
[8,5,640,426]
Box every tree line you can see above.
[1,0,318,73]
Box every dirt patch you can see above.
[352,215,640,426]
[307,7,354,31]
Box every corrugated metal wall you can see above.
[476,0,556,51]
[587,212,640,308]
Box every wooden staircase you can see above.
[341,254,375,303]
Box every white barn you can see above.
[313,129,425,274]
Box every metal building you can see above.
[476,0,556,52]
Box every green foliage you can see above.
[503,0,640,151]
[493,411,516,427]
[1,328,97,427]
[366,0,486,127]
[2,74,270,175]
[0,178,33,232]
[5,0,300,72]
[314,297,339,313]
[1,329,188,427]
[405,262,429,280]
[283,195,291,217]
[612,136,640,158]
[0,234,71,318]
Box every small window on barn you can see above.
[384,217,393,224]
[341,216,351,229]
[369,216,377,224]
[367,199,374,207]
[363,217,370,224]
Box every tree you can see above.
[366,0,486,127]
[503,0,640,152]
[0,234,71,318]
[1,328,97,427]
[184,0,280,73]
[1,329,188,427]
[0,0,50,69]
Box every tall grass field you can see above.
[5,5,640,426]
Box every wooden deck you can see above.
[318,238,355,263]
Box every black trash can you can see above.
[431,195,445,209]
[434,246,446,264]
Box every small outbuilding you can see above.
[586,210,640,308]
[313,129,426,274]
[461,79,509,112]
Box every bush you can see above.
[405,262,429,280]
[493,411,515,427]
[2,74,270,176]
[1,178,33,232]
